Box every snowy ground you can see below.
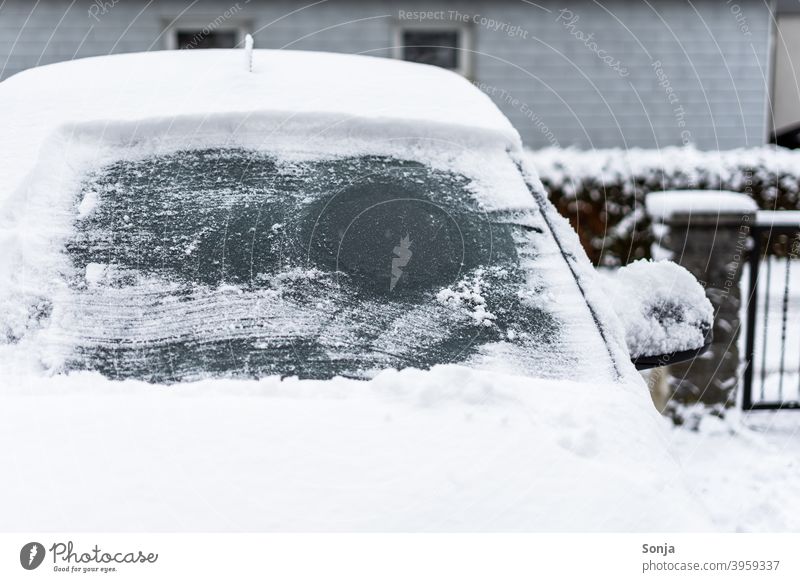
[669,411,800,532]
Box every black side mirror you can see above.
[631,331,713,370]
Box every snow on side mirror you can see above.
[601,260,714,370]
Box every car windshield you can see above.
[56,146,610,382]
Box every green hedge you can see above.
[528,146,800,266]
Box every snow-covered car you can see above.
[0,49,713,531]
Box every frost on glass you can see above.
[64,149,558,382]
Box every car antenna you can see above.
[244,33,254,73]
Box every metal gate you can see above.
[742,213,800,410]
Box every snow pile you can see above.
[0,365,713,531]
[600,260,713,358]
[646,190,758,221]
[436,268,498,327]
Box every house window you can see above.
[163,18,250,50]
[393,24,472,77]
[175,29,239,50]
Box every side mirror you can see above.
[601,260,713,370]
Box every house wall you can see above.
[772,13,800,134]
[0,0,772,149]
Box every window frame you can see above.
[163,16,252,50]
[392,21,473,78]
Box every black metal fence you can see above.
[742,214,800,410]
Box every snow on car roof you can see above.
[0,49,520,207]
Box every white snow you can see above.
[600,260,713,358]
[0,49,520,213]
[670,412,800,532]
[646,190,758,221]
[513,152,637,385]
[436,269,497,327]
[0,50,739,532]
[530,144,800,195]
[527,145,800,267]
[756,210,800,227]
[77,189,99,218]
[0,365,713,532]
[84,262,106,287]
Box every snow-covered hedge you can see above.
[529,146,800,266]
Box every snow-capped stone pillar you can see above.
[645,191,758,422]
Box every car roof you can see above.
[2,49,517,136]
[0,50,521,208]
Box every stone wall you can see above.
[647,196,756,424]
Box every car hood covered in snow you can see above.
[0,366,713,531]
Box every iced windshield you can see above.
[58,148,591,382]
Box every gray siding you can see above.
[0,0,772,149]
